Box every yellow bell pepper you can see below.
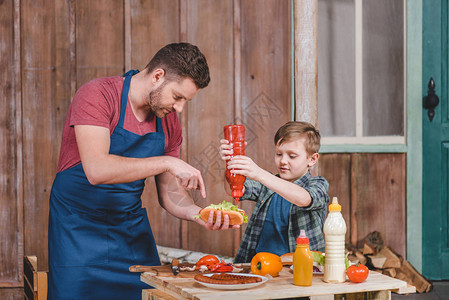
[251,252,283,277]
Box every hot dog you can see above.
[194,273,261,285]
[195,201,248,226]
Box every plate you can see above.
[194,273,268,290]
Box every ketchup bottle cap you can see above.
[296,229,309,244]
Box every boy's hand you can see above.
[219,139,233,161]
[219,139,248,161]
[226,155,266,182]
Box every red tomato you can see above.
[195,255,219,270]
[346,264,369,283]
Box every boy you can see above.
[219,121,330,263]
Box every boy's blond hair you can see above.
[274,121,321,156]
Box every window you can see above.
[318,0,405,147]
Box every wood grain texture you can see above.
[141,268,408,299]
[294,0,318,125]
[233,0,242,255]
[239,0,292,235]
[21,0,65,276]
[350,154,358,247]
[13,0,24,287]
[0,0,21,287]
[0,289,23,300]
[75,0,124,88]
[354,153,406,257]
[184,0,236,256]
[129,0,182,250]
[318,154,351,242]
[319,153,406,257]
[129,0,180,69]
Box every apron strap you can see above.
[156,117,163,133]
[118,69,140,127]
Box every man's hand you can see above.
[195,210,240,231]
[164,156,206,198]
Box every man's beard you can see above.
[149,83,169,118]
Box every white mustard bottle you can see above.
[323,197,347,283]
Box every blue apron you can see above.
[48,70,163,299]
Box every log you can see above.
[363,243,375,255]
[364,231,384,254]
[382,268,397,278]
[398,260,432,293]
[379,247,402,269]
[367,253,387,269]
[354,251,367,265]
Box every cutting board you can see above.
[129,263,251,278]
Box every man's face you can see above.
[274,137,315,181]
[149,77,199,118]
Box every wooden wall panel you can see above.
[129,0,180,69]
[319,153,407,258]
[21,0,64,274]
[75,0,124,88]
[185,0,236,256]
[354,153,406,257]
[0,0,21,287]
[239,0,292,229]
[0,289,23,300]
[130,0,182,249]
[318,154,352,242]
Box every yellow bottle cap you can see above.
[328,197,341,212]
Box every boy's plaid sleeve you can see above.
[300,176,330,211]
[242,178,263,201]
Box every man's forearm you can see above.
[82,154,172,185]
[155,172,202,221]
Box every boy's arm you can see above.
[252,170,313,207]
[226,155,313,207]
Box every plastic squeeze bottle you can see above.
[224,125,246,204]
[293,229,313,286]
[323,197,347,283]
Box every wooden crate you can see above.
[23,256,47,300]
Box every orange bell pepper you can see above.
[251,252,283,277]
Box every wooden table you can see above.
[140,266,415,300]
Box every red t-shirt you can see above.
[57,76,182,172]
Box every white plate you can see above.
[194,273,268,290]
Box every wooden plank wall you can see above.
[0,0,406,297]
[319,153,407,257]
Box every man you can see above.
[48,43,235,299]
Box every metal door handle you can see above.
[423,77,439,122]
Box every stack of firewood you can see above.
[346,231,432,293]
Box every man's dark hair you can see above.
[145,43,210,89]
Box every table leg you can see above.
[142,289,179,300]
[337,290,391,300]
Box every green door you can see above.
[422,0,449,280]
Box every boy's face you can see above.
[274,137,318,181]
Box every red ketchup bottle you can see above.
[224,125,245,204]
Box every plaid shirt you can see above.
[234,171,330,263]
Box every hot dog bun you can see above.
[281,250,324,266]
[196,200,248,226]
[280,252,293,265]
[199,207,245,225]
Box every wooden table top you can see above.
[140,266,412,300]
